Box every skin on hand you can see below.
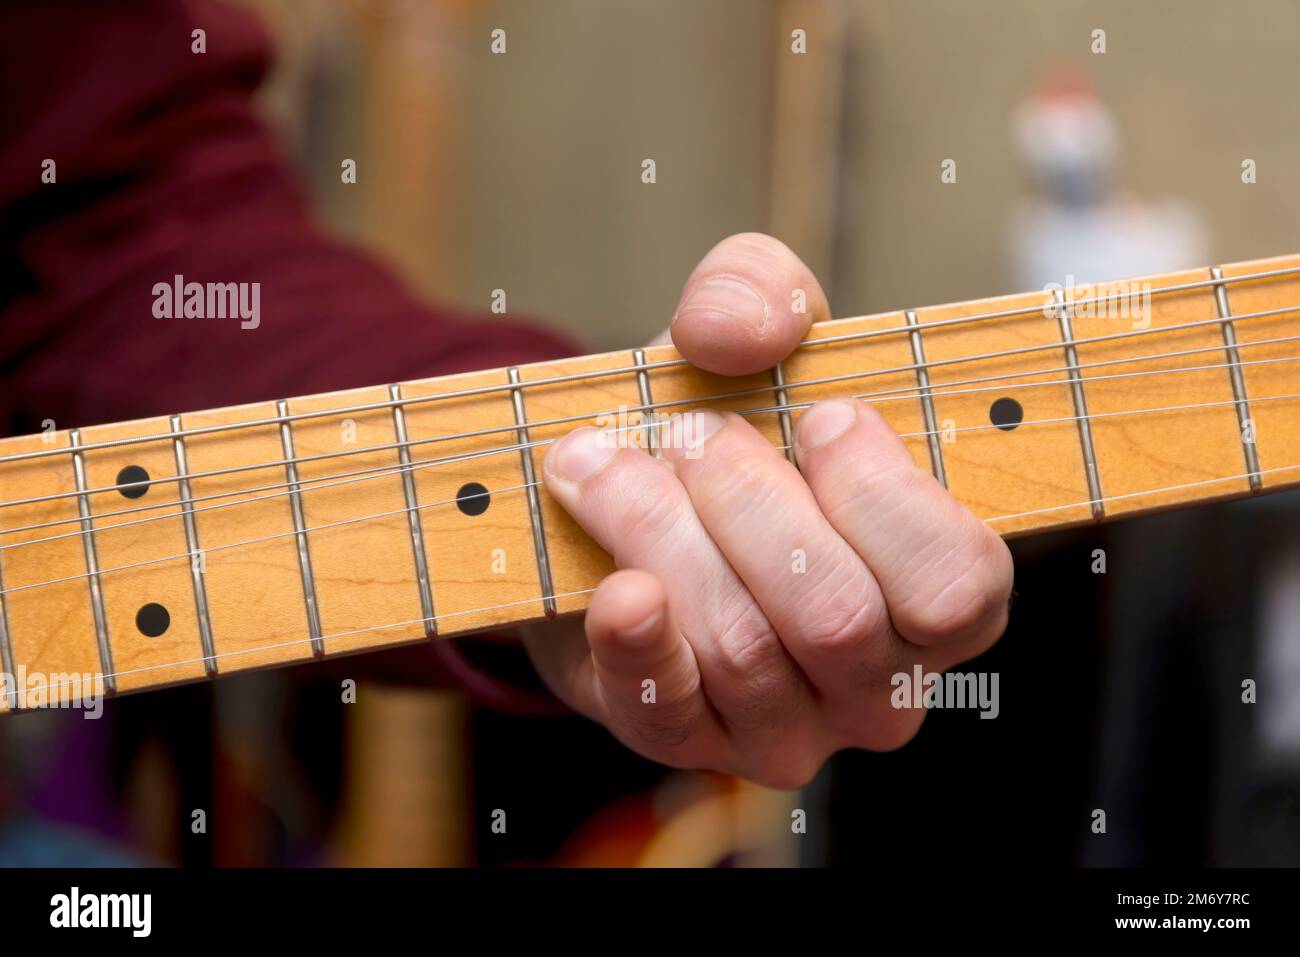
[521,233,1014,789]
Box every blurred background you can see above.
[2,0,1298,866]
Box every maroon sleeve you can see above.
[0,0,578,432]
[0,0,580,710]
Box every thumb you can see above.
[662,232,830,376]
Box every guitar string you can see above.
[5,344,1300,553]
[2,298,1299,517]
[8,266,1300,698]
[12,451,1300,703]
[9,326,1298,530]
[5,592,599,700]
[0,264,1295,471]
[4,386,1300,599]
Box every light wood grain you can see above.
[1220,254,1300,490]
[918,289,1094,535]
[1,254,1297,707]
[287,386,425,655]
[402,369,545,633]
[182,401,313,673]
[0,432,103,707]
[1069,268,1249,514]
[78,416,207,692]
[785,311,933,472]
[517,353,643,615]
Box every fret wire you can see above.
[634,348,660,458]
[278,400,324,657]
[864,332,1300,407]
[18,588,605,699]
[510,367,557,617]
[171,414,217,677]
[390,384,437,637]
[8,347,1300,558]
[1211,266,1262,492]
[0,541,16,708]
[19,442,1300,702]
[905,309,947,489]
[770,362,796,464]
[7,298,1300,518]
[1,265,1298,472]
[897,386,1300,438]
[983,456,1300,526]
[1052,290,1105,520]
[10,387,1300,601]
[801,263,1300,352]
[0,483,541,596]
[69,430,116,695]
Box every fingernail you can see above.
[673,276,769,331]
[796,399,857,455]
[660,408,726,461]
[615,607,664,650]
[547,427,619,483]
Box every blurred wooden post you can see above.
[767,0,851,287]
[334,686,470,867]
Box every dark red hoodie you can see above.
[0,2,577,733]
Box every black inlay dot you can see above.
[136,602,170,637]
[989,397,1024,431]
[456,482,491,516]
[116,464,151,499]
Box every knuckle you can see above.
[798,585,883,659]
[713,606,782,673]
[709,609,803,735]
[626,701,703,750]
[907,541,1012,645]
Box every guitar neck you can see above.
[2,253,1299,709]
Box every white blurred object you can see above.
[1009,67,1208,289]
[1257,550,1300,757]
[1012,199,1208,289]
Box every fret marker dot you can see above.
[990,397,1023,431]
[456,482,491,516]
[136,602,170,637]
[116,465,151,499]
